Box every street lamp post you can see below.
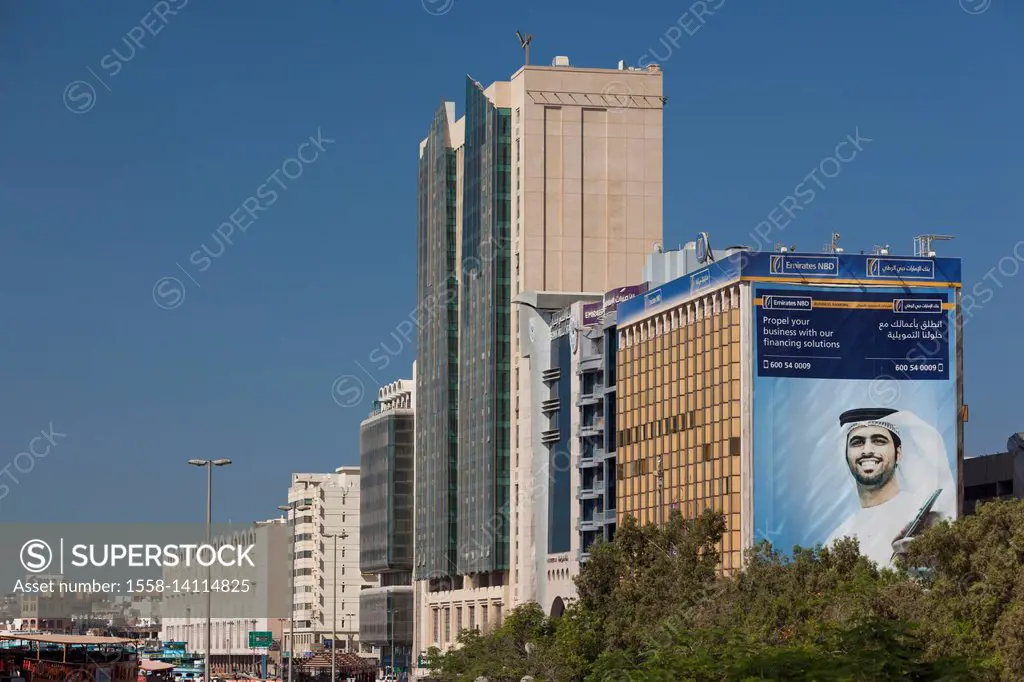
[323,532,349,682]
[188,458,232,682]
[279,499,312,682]
[250,619,257,675]
[383,608,399,676]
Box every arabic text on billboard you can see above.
[752,283,958,569]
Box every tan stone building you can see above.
[413,54,663,672]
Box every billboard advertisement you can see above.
[583,283,649,326]
[752,282,959,567]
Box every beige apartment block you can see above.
[508,59,665,607]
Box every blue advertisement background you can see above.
[752,283,959,556]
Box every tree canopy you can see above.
[425,499,1024,681]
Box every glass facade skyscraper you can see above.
[415,102,461,581]
[360,392,415,573]
[359,380,414,673]
[457,77,512,576]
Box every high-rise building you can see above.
[360,379,415,674]
[415,100,462,586]
[458,77,513,580]
[508,58,665,607]
[614,247,964,571]
[284,469,373,656]
[415,55,665,654]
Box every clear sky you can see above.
[0,1,1020,525]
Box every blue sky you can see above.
[0,1,1020,524]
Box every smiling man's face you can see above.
[846,424,900,488]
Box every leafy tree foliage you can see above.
[425,500,1024,681]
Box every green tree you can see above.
[899,499,1024,680]
[426,500,1024,681]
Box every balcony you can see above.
[576,484,600,501]
[578,517,600,533]
[577,549,591,563]
[579,419,604,438]
[577,356,603,374]
[541,398,560,414]
[575,392,600,407]
[541,367,561,383]
[577,453,599,469]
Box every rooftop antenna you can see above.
[515,31,533,66]
[823,232,844,253]
[872,244,891,256]
[914,234,954,257]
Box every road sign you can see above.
[248,631,272,648]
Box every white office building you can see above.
[285,468,377,657]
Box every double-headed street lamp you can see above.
[323,531,349,682]
[187,458,232,681]
[278,499,312,682]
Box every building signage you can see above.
[618,252,961,328]
[249,631,272,648]
[752,281,960,569]
[696,231,714,264]
[550,307,573,338]
[690,268,712,293]
[603,283,649,308]
[866,257,936,280]
[755,289,951,381]
[768,254,839,277]
[582,302,604,325]
[581,283,649,327]
[546,553,570,564]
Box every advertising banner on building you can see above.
[582,283,649,326]
[752,282,959,568]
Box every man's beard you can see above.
[852,456,895,488]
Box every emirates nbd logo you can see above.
[691,269,711,291]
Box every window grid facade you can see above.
[415,102,460,580]
[616,286,743,572]
[457,76,512,575]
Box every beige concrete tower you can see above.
[508,58,664,607]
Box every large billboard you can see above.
[752,280,960,567]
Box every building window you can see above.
[469,605,476,631]
[494,602,502,626]
[444,608,451,644]
[432,609,439,644]
[481,604,488,630]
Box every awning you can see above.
[0,634,133,645]
[141,661,176,672]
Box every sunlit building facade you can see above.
[616,283,746,571]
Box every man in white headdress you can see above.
[825,407,954,567]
